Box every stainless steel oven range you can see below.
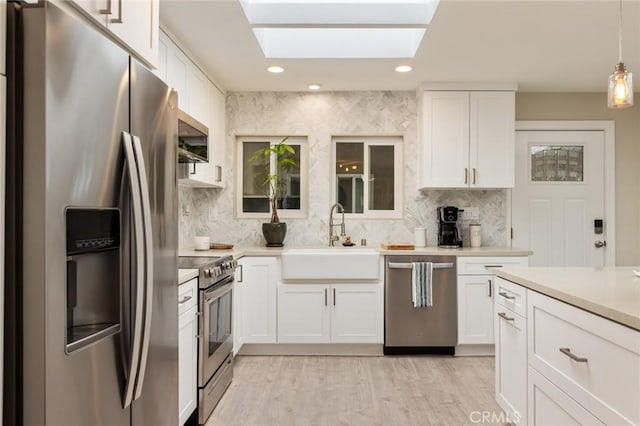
[178,255,237,424]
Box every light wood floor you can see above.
[206,355,506,426]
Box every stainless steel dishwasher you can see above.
[384,255,457,355]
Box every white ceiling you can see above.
[160,0,640,92]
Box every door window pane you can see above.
[530,145,584,182]
[242,141,270,212]
[369,145,394,210]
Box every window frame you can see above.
[331,136,404,219]
[236,136,308,219]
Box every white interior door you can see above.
[512,131,605,267]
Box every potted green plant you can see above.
[248,137,298,247]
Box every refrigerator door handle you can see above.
[132,134,154,401]
[122,131,146,409]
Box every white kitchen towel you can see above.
[412,262,433,308]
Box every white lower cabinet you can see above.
[178,278,198,426]
[494,293,527,425]
[239,257,278,344]
[457,275,494,344]
[528,367,604,426]
[233,266,244,355]
[278,285,330,343]
[457,257,529,349]
[277,283,383,344]
[495,278,640,426]
[331,284,382,343]
[527,290,640,425]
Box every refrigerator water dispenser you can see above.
[65,208,121,353]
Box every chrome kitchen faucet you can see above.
[328,203,346,246]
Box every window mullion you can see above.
[363,142,370,215]
[270,146,277,205]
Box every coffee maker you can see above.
[438,206,464,248]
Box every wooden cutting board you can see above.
[381,242,415,250]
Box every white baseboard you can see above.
[455,344,495,357]
[238,343,383,356]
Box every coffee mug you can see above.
[194,236,210,251]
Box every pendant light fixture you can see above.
[608,0,633,108]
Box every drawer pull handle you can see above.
[178,295,192,304]
[498,291,516,300]
[484,265,504,268]
[498,312,514,322]
[559,348,588,363]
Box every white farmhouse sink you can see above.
[281,247,380,280]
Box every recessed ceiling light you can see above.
[395,65,413,73]
[267,66,285,73]
[308,84,321,90]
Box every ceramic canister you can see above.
[469,224,481,248]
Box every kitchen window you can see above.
[236,136,308,218]
[332,137,403,219]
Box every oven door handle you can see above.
[204,276,234,302]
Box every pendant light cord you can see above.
[618,0,623,63]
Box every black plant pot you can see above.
[262,222,287,247]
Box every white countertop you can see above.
[495,267,640,331]
[178,268,198,284]
[179,245,532,258]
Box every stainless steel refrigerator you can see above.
[4,2,178,425]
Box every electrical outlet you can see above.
[182,205,190,217]
[461,207,480,221]
[208,207,217,222]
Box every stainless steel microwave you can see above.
[178,110,209,163]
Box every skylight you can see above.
[240,0,440,25]
[240,0,439,59]
[253,28,426,59]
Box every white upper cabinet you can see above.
[186,66,209,124]
[469,92,515,188]
[158,30,225,188]
[420,91,470,188]
[164,35,189,111]
[419,90,515,189]
[70,0,158,68]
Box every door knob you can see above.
[594,240,607,248]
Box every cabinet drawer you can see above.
[528,291,640,425]
[528,367,603,426]
[494,277,527,317]
[457,256,528,275]
[178,277,198,314]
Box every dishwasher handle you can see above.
[388,262,454,270]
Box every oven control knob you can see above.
[206,268,214,278]
[214,266,222,276]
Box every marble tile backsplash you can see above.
[179,91,509,249]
